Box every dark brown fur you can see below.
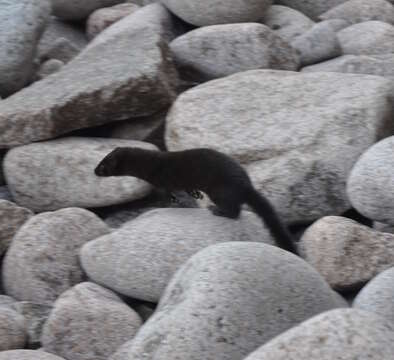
[95,147,298,254]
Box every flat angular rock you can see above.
[0,0,51,97]
[319,0,394,25]
[276,0,348,20]
[262,5,315,43]
[0,200,33,257]
[0,307,26,351]
[110,242,345,360]
[347,136,394,224]
[52,0,125,20]
[2,208,110,305]
[4,138,157,211]
[161,0,272,26]
[0,350,66,360]
[87,3,141,39]
[0,4,178,148]
[165,70,393,223]
[302,54,394,78]
[291,22,342,66]
[338,21,394,55]
[243,309,394,360]
[300,216,394,291]
[41,282,142,360]
[353,267,394,325]
[81,208,275,302]
[170,23,300,81]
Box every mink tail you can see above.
[244,187,298,255]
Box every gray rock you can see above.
[374,221,394,233]
[0,307,26,351]
[0,200,33,257]
[52,0,125,20]
[41,282,142,360]
[0,295,18,309]
[243,309,394,360]
[37,17,88,62]
[0,350,66,360]
[36,59,64,81]
[87,3,141,39]
[4,138,157,211]
[160,0,272,26]
[319,0,394,25]
[0,4,178,148]
[41,38,80,64]
[170,23,300,81]
[0,0,51,97]
[110,242,345,360]
[347,136,394,225]
[275,0,348,20]
[261,5,315,43]
[13,302,52,348]
[338,21,394,55]
[2,208,110,305]
[353,267,394,325]
[300,216,394,291]
[165,70,393,223]
[81,208,275,302]
[302,54,394,78]
[291,21,342,66]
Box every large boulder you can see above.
[160,0,272,26]
[2,208,110,305]
[80,208,275,302]
[4,138,157,211]
[110,242,345,360]
[0,0,51,97]
[347,136,394,225]
[243,309,394,359]
[0,4,178,148]
[165,70,393,223]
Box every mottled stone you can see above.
[0,0,51,97]
[0,350,65,360]
[338,21,394,55]
[243,309,394,360]
[291,21,342,66]
[262,5,315,43]
[301,216,394,291]
[374,221,394,233]
[0,200,33,257]
[161,0,272,26]
[2,208,110,305]
[170,23,299,81]
[41,38,79,63]
[319,0,394,25]
[0,4,178,148]
[41,282,142,360]
[4,138,156,211]
[110,242,345,360]
[87,3,141,39]
[0,307,26,351]
[165,70,393,223]
[347,136,394,225]
[81,208,275,302]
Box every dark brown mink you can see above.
[95,147,298,254]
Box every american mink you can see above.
[95,147,298,254]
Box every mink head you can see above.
[94,147,157,178]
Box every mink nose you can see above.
[95,164,106,176]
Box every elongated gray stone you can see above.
[0,4,178,148]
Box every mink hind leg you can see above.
[207,188,242,219]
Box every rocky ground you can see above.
[1,0,394,359]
